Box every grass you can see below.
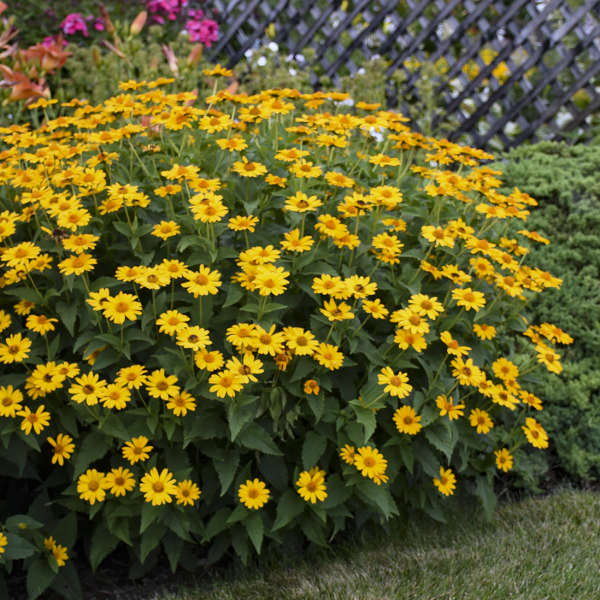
[154,487,600,600]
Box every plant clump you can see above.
[0,76,569,597]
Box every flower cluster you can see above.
[0,78,569,586]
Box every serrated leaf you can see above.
[351,404,377,444]
[56,301,78,336]
[424,420,457,462]
[301,431,327,470]
[90,522,120,571]
[26,557,56,600]
[245,512,264,553]
[237,423,283,455]
[72,431,111,478]
[272,489,305,531]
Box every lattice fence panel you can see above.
[208,0,600,150]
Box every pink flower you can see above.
[60,13,89,37]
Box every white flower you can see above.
[268,42,279,53]
[340,98,354,107]
[288,68,297,76]
[244,49,254,59]
[257,56,267,67]
[369,127,384,142]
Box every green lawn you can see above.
[158,488,600,600]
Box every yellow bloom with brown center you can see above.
[77,469,110,505]
[238,478,270,509]
[208,369,244,398]
[182,265,222,297]
[58,253,97,276]
[433,467,456,496]
[378,366,413,398]
[232,156,267,177]
[18,404,51,435]
[145,369,179,400]
[102,292,142,325]
[175,480,202,506]
[105,467,136,497]
[122,436,153,465]
[25,314,58,335]
[47,433,75,465]
[393,405,422,435]
[284,191,322,213]
[139,467,178,506]
[151,220,180,240]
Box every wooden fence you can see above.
[207,0,600,150]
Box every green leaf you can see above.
[231,525,250,565]
[307,393,325,422]
[475,476,497,521]
[321,474,352,509]
[5,514,43,531]
[98,413,130,441]
[140,502,162,534]
[140,523,166,563]
[222,284,244,308]
[56,301,78,336]
[49,560,82,600]
[424,420,457,462]
[300,513,327,546]
[90,522,120,571]
[227,402,256,442]
[301,431,328,470]
[237,423,283,455]
[5,286,41,304]
[203,507,231,541]
[245,512,264,553]
[351,404,377,444]
[215,451,240,496]
[290,357,316,383]
[356,480,399,519]
[73,431,111,478]
[26,557,57,600]
[272,489,305,531]
[162,532,184,573]
[3,533,37,560]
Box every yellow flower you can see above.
[238,478,270,510]
[175,480,202,506]
[122,436,153,465]
[228,215,259,232]
[254,264,290,296]
[166,390,197,416]
[102,292,142,325]
[0,333,32,364]
[57,253,97,276]
[47,433,75,465]
[77,469,109,505]
[140,467,178,506]
[182,265,222,297]
[281,228,314,253]
[313,342,344,370]
[296,469,327,503]
[473,323,496,340]
[304,379,320,395]
[469,408,494,434]
[44,536,69,567]
[354,446,388,485]
[452,287,486,312]
[145,369,179,400]
[378,367,412,398]
[284,191,322,213]
[232,156,267,177]
[18,404,51,435]
[209,370,244,398]
[105,467,136,497]
[433,467,456,496]
[151,220,180,240]
[522,417,549,449]
[0,532,6,556]
[156,310,190,335]
[435,395,465,420]
[176,325,211,351]
[69,372,107,406]
[320,298,354,322]
[495,448,513,472]
[393,405,422,435]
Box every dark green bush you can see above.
[497,141,600,482]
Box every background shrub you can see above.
[497,141,600,482]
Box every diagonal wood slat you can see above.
[208,0,600,150]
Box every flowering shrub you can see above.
[0,77,569,597]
